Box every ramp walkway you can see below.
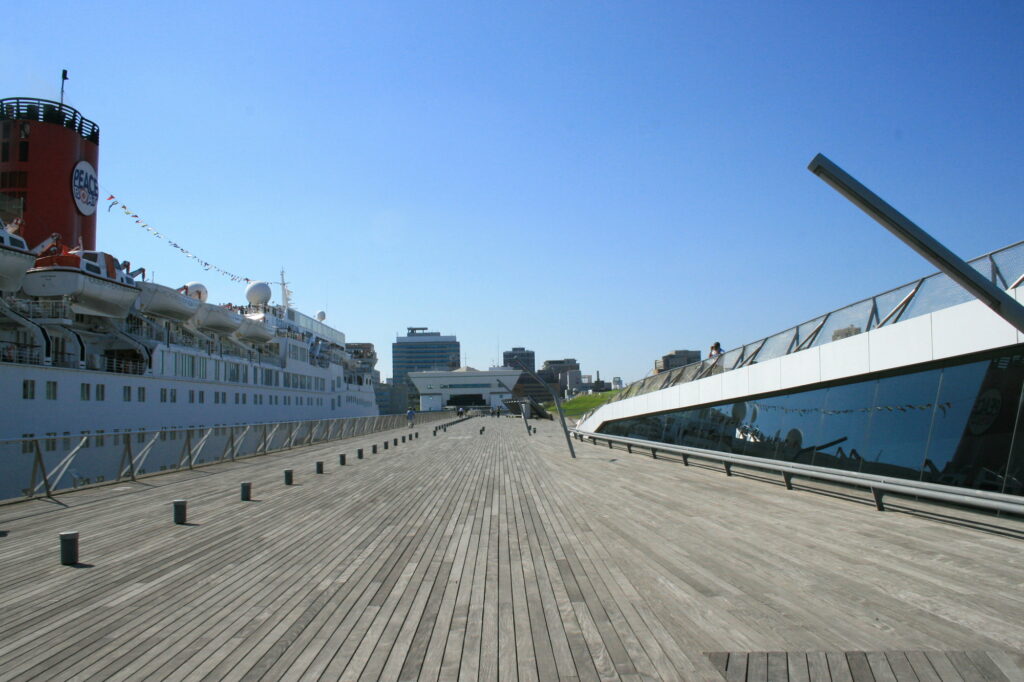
[0,418,1022,680]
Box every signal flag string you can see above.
[105,194,254,283]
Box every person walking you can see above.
[406,408,415,427]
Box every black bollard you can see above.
[372,444,378,454]
[401,436,406,443]
[316,461,324,474]
[415,432,418,439]
[173,499,187,525]
[241,482,252,501]
[393,438,398,446]
[284,469,294,485]
[532,427,537,434]
[357,448,363,459]
[60,531,79,566]
[339,453,347,465]
[384,441,389,450]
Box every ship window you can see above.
[45,433,56,452]
[189,390,195,403]
[18,141,28,162]
[96,384,105,401]
[170,388,177,403]
[22,380,35,399]
[199,391,204,404]
[80,383,90,400]
[45,381,57,400]
[123,386,131,401]
[22,434,33,454]
[138,387,145,402]
[85,264,101,275]
[95,430,105,446]
[82,253,99,262]
[160,388,167,403]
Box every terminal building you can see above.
[579,239,1024,499]
[408,366,521,411]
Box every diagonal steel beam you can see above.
[808,153,1024,334]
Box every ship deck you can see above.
[1,418,1022,681]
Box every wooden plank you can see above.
[828,651,854,682]
[725,652,748,682]
[767,651,788,682]
[807,652,831,682]
[788,652,811,682]
[923,651,965,682]
[865,651,897,682]
[847,652,875,682]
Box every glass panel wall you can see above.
[599,347,1024,496]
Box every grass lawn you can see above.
[543,390,621,418]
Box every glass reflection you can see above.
[598,350,1024,497]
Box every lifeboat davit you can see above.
[235,314,274,343]
[136,281,202,321]
[193,302,243,333]
[0,225,35,292]
[22,248,140,318]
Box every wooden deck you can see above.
[0,418,1022,681]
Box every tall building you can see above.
[655,349,701,373]
[393,328,460,407]
[502,347,535,373]
[538,358,580,390]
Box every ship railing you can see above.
[9,299,75,321]
[0,342,42,365]
[0,97,100,143]
[570,428,1024,518]
[103,357,147,375]
[611,238,1024,405]
[0,411,453,503]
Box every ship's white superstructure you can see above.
[1,222,380,441]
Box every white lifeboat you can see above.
[193,302,243,333]
[136,281,202,321]
[22,248,140,318]
[0,225,35,293]
[235,313,274,343]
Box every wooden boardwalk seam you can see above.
[0,419,1022,680]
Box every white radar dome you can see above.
[316,311,326,321]
[246,281,272,306]
[185,282,208,302]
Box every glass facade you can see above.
[599,348,1024,496]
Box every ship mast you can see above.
[279,268,293,311]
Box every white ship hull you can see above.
[136,281,202,321]
[22,267,140,318]
[0,246,34,292]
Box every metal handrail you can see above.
[572,428,1024,517]
[0,97,100,143]
[1,411,462,503]
[612,238,1024,404]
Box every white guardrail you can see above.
[0,412,461,503]
[571,428,1024,517]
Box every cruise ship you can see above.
[578,238,1024,500]
[0,98,380,497]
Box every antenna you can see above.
[279,268,292,310]
[60,69,68,105]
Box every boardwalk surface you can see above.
[0,418,1022,681]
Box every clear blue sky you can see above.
[8,1,1023,383]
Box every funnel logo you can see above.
[71,160,98,216]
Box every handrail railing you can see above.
[612,239,1024,405]
[0,411,464,503]
[572,428,1024,517]
[0,97,100,143]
